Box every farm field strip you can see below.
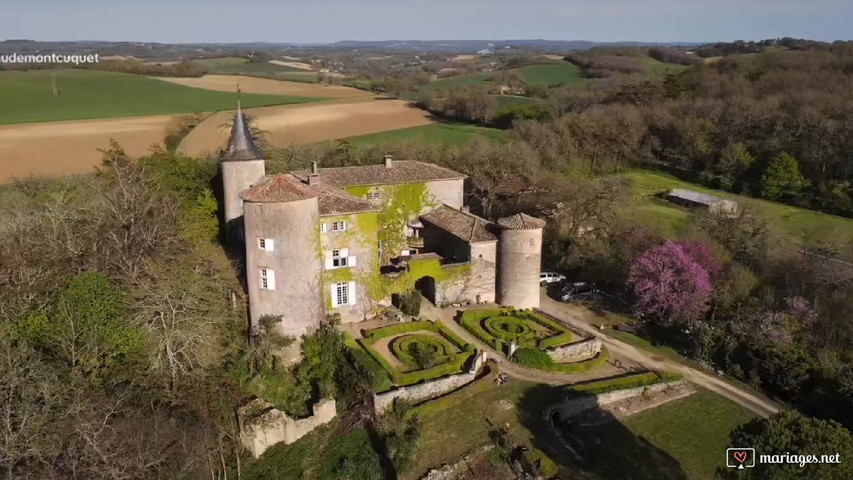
[0,69,317,125]
[153,74,369,98]
[178,98,435,157]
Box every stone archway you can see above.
[415,276,436,305]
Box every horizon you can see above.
[1,0,850,45]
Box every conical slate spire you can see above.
[221,101,264,162]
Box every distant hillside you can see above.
[0,39,704,57]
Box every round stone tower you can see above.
[241,175,325,338]
[221,102,266,243]
[496,213,546,309]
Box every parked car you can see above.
[540,272,566,286]
[560,282,598,302]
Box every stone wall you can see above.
[544,381,682,420]
[239,398,337,458]
[374,351,487,414]
[437,258,496,306]
[546,338,602,362]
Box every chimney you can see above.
[384,154,393,168]
[308,173,320,185]
[311,161,319,174]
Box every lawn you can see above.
[345,123,505,146]
[619,169,853,248]
[640,56,691,75]
[569,388,758,480]
[0,69,322,124]
[514,62,585,86]
[495,94,537,110]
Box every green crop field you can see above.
[514,62,585,86]
[345,123,505,146]
[422,71,494,91]
[619,169,853,249]
[0,69,322,124]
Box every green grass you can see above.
[619,169,853,247]
[588,388,758,480]
[495,95,537,110]
[346,123,505,146]
[640,56,690,75]
[422,71,494,91]
[0,69,324,124]
[514,62,585,86]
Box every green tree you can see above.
[714,142,756,191]
[761,152,809,201]
[723,411,853,479]
[16,272,145,378]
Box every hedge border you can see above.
[460,308,577,353]
[391,334,454,370]
[569,370,684,395]
[357,321,475,386]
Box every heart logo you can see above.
[733,451,747,464]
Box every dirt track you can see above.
[268,60,313,70]
[155,75,369,98]
[178,98,435,158]
[0,115,175,183]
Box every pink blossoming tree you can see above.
[628,240,712,327]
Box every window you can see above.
[332,249,348,268]
[258,238,274,252]
[367,192,381,202]
[319,223,327,233]
[331,221,347,232]
[335,282,349,306]
[331,281,357,308]
[529,239,535,247]
[260,269,275,291]
[326,248,356,269]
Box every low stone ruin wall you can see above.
[546,337,602,362]
[374,351,487,414]
[239,398,337,458]
[544,380,683,421]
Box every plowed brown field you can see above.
[0,115,175,183]
[178,98,435,158]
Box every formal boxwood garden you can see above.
[459,309,576,351]
[460,308,611,373]
[357,321,476,387]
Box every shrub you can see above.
[513,348,554,368]
[399,291,421,316]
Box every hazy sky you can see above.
[1,0,850,44]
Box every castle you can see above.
[220,105,546,338]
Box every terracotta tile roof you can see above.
[496,213,546,230]
[421,205,498,244]
[284,175,377,216]
[290,160,466,187]
[239,175,315,203]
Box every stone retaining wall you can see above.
[239,398,337,458]
[546,337,602,362]
[374,351,487,414]
[544,380,683,420]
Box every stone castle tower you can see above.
[220,102,266,242]
[496,213,546,309]
[240,176,326,338]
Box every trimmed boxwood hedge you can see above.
[460,308,575,351]
[513,348,553,368]
[343,333,393,392]
[569,370,684,395]
[391,334,453,370]
[356,321,475,386]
